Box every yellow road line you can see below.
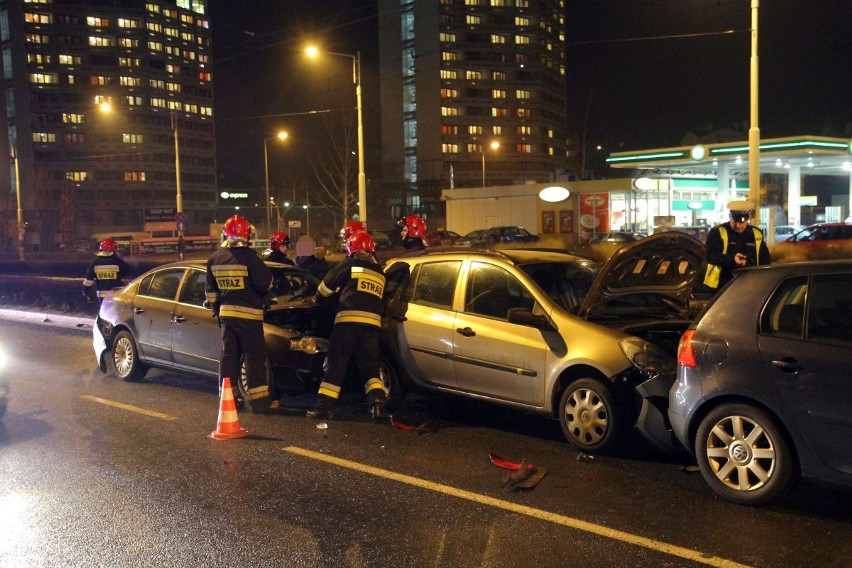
[81,395,178,421]
[284,446,750,568]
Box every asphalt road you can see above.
[0,313,851,568]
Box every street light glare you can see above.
[305,46,318,58]
[490,141,500,151]
[277,131,289,140]
[99,102,112,113]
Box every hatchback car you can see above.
[424,230,461,247]
[773,224,804,243]
[380,232,705,453]
[670,260,852,505]
[460,226,540,248]
[776,222,852,249]
[93,260,332,400]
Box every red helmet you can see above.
[340,220,366,240]
[223,214,251,241]
[269,231,291,249]
[346,230,375,255]
[99,238,117,253]
[398,214,426,238]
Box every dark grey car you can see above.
[92,260,331,400]
[670,260,852,505]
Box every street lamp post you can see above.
[481,141,500,187]
[263,131,289,238]
[306,47,366,226]
[747,0,761,223]
[11,144,24,261]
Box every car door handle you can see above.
[770,358,801,372]
[172,314,186,323]
[133,307,144,314]
[456,327,476,337]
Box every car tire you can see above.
[237,357,272,410]
[558,377,621,452]
[695,403,794,506]
[378,355,405,412]
[111,330,147,381]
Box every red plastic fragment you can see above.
[489,452,535,471]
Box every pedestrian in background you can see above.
[82,238,131,304]
[205,214,278,414]
[295,235,329,278]
[307,230,388,420]
[703,200,771,294]
[264,231,294,265]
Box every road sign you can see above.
[288,220,302,228]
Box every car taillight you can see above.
[677,329,697,368]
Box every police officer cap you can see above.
[728,200,755,214]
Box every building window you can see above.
[62,113,85,124]
[199,71,211,81]
[148,41,164,52]
[465,70,482,80]
[441,88,458,98]
[516,89,531,99]
[442,125,458,135]
[118,18,140,28]
[63,133,86,143]
[515,16,531,26]
[517,144,532,154]
[492,107,508,117]
[30,73,58,84]
[440,69,458,80]
[66,171,89,182]
[466,15,481,25]
[118,38,139,48]
[119,57,141,67]
[89,36,115,47]
[87,16,110,27]
[467,143,481,153]
[120,76,143,87]
[151,97,166,108]
[491,34,506,44]
[125,96,143,106]
[122,133,144,144]
[26,34,50,44]
[58,54,81,65]
[517,126,532,135]
[492,126,503,135]
[442,144,459,154]
[25,12,52,24]
[441,106,459,117]
[33,132,57,143]
[516,108,532,118]
[468,125,483,135]
[28,53,52,64]
[493,71,507,81]
[515,35,530,45]
[492,89,506,98]
[166,82,181,92]
[124,172,146,182]
[200,106,213,117]
[442,51,458,62]
[440,32,456,42]
[547,128,554,138]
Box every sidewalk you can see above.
[0,307,95,332]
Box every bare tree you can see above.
[306,109,358,229]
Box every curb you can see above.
[0,307,95,331]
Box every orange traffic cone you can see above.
[209,377,250,440]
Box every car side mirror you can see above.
[507,307,549,328]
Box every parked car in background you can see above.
[454,229,488,247]
[371,231,393,250]
[0,342,8,418]
[670,260,852,505]
[776,222,852,250]
[459,226,540,247]
[381,232,706,453]
[425,230,461,247]
[773,224,804,243]
[93,260,332,400]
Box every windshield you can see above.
[519,261,598,313]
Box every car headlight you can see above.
[619,337,675,376]
[289,336,329,355]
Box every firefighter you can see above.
[308,230,388,420]
[397,214,427,256]
[263,231,294,265]
[205,214,279,413]
[82,238,131,304]
[339,220,366,251]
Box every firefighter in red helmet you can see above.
[82,238,131,304]
[205,215,278,413]
[308,230,389,420]
[264,230,294,265]
[397,214,427,256]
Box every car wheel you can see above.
[111,330,147,381]
[695,403,793,506]
[378,355,405,412]
[558,377,621,452]
[237,357,273,410]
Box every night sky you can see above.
[208,0,852,186]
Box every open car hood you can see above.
[577,231,706,319]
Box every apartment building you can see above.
[378,0,568,223]
[0,0,215,251]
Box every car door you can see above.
[385,260,461,388]
[758,273,852,474]
[131,267,186,365]
[170,267,221,375]
[452,261,547,406]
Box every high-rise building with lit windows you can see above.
[0,0,215,250]
[378,0,567,223]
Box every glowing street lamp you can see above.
[305,46,366,226]
[263,130,289,236]
[482,140,500,187]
